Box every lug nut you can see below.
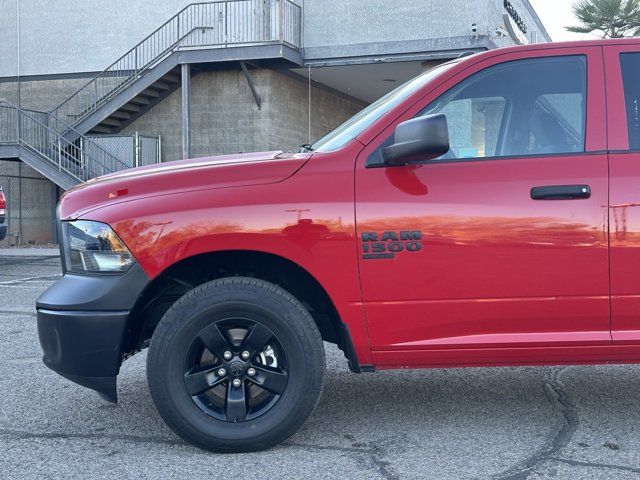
[247,368,256,377]
[241,351,251,360]
[232,379,242,387]
[223,351,233,360]
[217,368,227,377]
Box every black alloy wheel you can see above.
[183,317,288,422]
[147,277,326,452]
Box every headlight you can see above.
[62,220,135,273]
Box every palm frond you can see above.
[568,0,640,37]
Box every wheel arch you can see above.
[123,249,365,371]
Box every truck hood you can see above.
[59,150,311,220]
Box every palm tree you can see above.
[567,0,640,38]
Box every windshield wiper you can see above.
[299,144,314,153]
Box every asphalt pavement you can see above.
[2,253,640,479]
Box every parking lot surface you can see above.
[2,253,640,479]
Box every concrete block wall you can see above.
[0,76,93,111]
[0,0,194,77]
[0,67,364,245]
[122,68,366,162]
[265,70,366,150]
[0,68,366,162]
[304,0,485,49]
[0,0,549,77]
[0,159,55,246]
[486,0,550,47]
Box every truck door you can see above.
[355,47,610,365]
[604,44,640,343]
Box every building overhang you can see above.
[302,35,493,68]
[177,43,304,68]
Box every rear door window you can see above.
[619,53,640,149]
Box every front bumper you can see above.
[36,263,150,402]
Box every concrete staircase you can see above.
[51,0,302,140]
[0,102,129,190]
[0,0,302,189]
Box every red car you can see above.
[0,185,7,241]
[36,39,640,452]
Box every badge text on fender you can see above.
[361,231,422,259]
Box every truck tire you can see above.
[146,276,325,452]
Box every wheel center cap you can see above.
[228,360,245,377]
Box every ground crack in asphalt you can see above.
[287,441,399,479]
[492,367,577,479]
[552,457,640,474]
[493,367,640,479]
[2,428,401,475]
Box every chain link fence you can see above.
[84,133,161,168]
[0,162,57,247]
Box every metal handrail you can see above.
[0,101,131,183]
[51,0,302,129]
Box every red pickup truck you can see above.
[36,39,640,452]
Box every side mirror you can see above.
[381,113,450,165]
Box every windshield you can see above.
[311,61,458,153]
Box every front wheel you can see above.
[146,277,325,452]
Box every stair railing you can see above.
[51,0,302,130]
[0,101,131,183]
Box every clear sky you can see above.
[528,0,602,41]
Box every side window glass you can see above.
[438,97,506,158]
[527,93,585,154]
[620,53,640,149]
[418,55,586,161]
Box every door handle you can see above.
[530,185,591,200]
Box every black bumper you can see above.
[36,263,150,403]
